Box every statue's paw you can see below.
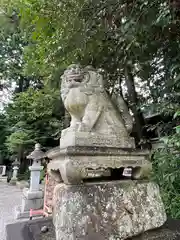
[78,123,89,132]
[69,122,81,131]
[77,124,84,132]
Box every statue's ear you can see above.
[84,65,95,71]
[60,74,65,84]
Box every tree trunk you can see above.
[15,76,24,93]
[124,65,146,146]
[18,146,27,174]
[23,77,30,91]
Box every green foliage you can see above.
[1,0,179,88]
[0,113,9,160]
[152,149,180,218]
[5,87,64,154]
[2,0,180,122]
[0,12,26,90]
[7,87,60,123]
[0,8,65,162]
[17,169,30,181]
[152,111,180,218]
[5,130,34,153]
[40,168,45,181]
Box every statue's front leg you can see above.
[78,97,103,132]
[70,115,81,130]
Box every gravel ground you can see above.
[0,182,22,240]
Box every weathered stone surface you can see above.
[53,181,167,240]
[45,174,58,213]
[48,146,152,184]
[60,130,135,149]
[58,146,149,156]
[46,147,68,212]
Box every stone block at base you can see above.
[9,178,17,185]
[15,205,43,219]
[15,205,31,219]
[21,196,43,212]
[53,181,167,240]
[23,188,44,199]
[15,189,44,219]
[6,217,180,240]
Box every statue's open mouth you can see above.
[68,74,83,82]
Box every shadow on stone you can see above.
[129,219,180,240]
[6,218,180,240]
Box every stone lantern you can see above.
[15,143,46,219]
[27,143,45,192]
[10,158,20,185]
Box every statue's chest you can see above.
[64,88,88,116]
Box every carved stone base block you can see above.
[60,130,135,149]
[53,181,166,240]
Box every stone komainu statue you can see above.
[61,64,133,138]
[48,64,152,184]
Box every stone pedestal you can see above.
[48,144,152,184]
[15,188,44,219]
[53,181,167,240]
[48,143,166,240]
[15,185,44,219]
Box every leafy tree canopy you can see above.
[1,0,180,136]
[5,87,64,153]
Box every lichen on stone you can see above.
[53,181,167,240]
